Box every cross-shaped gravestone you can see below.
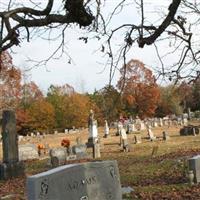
[0,110,24,180]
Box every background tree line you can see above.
[1,51,200,135]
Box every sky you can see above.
[2,0,188,93]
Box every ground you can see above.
[1,121,200,199]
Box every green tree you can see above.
[156,85,183,117]
[46,84,70,130]
[91,85,123,122]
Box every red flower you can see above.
[61,138,70,148]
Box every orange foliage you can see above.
[27,99,55,133]
[0,51,22,110]
[118,59,160,118]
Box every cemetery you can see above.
[0,109,200,199]
[1,1,200,199]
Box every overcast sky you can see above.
[3,1,183,93]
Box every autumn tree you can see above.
[21,81,43,109]
[16,109,31,135]
[27,99,55,133]
[0,51,22,111]
[117,59,160,118]
[16,81,43,134]
[65,93,91,128]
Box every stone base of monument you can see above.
[0,161,25,180]
[86,137,98,148]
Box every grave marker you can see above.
[188,155,200,183]
[27,160,122,200]
[0,110,24,180]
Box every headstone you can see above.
[162,131,170,141]
[163,119,168,126]
[27,160,122,200]
[134,135,142,144]
[180,126,199,136]
[30,132,35,137]
[121,129,129,152]
[72,144,87,159]
[188,155,200,183]
[18,135,24,142]
[188,107,191,120]
[158,118,163,127]
[116,121,123,136]
[76,137,82,145]
[152,121,158,127]
[183,118,188,126]
[140,121,145,130]
[0,110,24,180]
[147,128,156,141]
[104,120,109,138]
[49,147,67,167]
[65,129,69,134]
[19,144,39,161]
[168,120,172,127]
[127,123,136,134]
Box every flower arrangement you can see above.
[61,138,70,148]
[37,143,45,156]
[37,143,45,150]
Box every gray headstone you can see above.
[49,147,67,166]
[188,155,200,183]
[72,144,87,159]
[19,144,39,161]
[0,110,24,180]
[2,110,19,163]
[27,160,122,200]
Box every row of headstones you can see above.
[123,117,188,127]
[0,110,101,180]
[117,119,188,135]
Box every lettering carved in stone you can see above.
[67,176,97,191]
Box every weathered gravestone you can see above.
[188,155,200,183]
[27,160,122,200]
[180,125,199,136]
[49,147,67,167]
[0,110,24,180]
[72,144,87,159]
[147,128,156,141]
[19,144,39,161]
[121,129,129,152]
